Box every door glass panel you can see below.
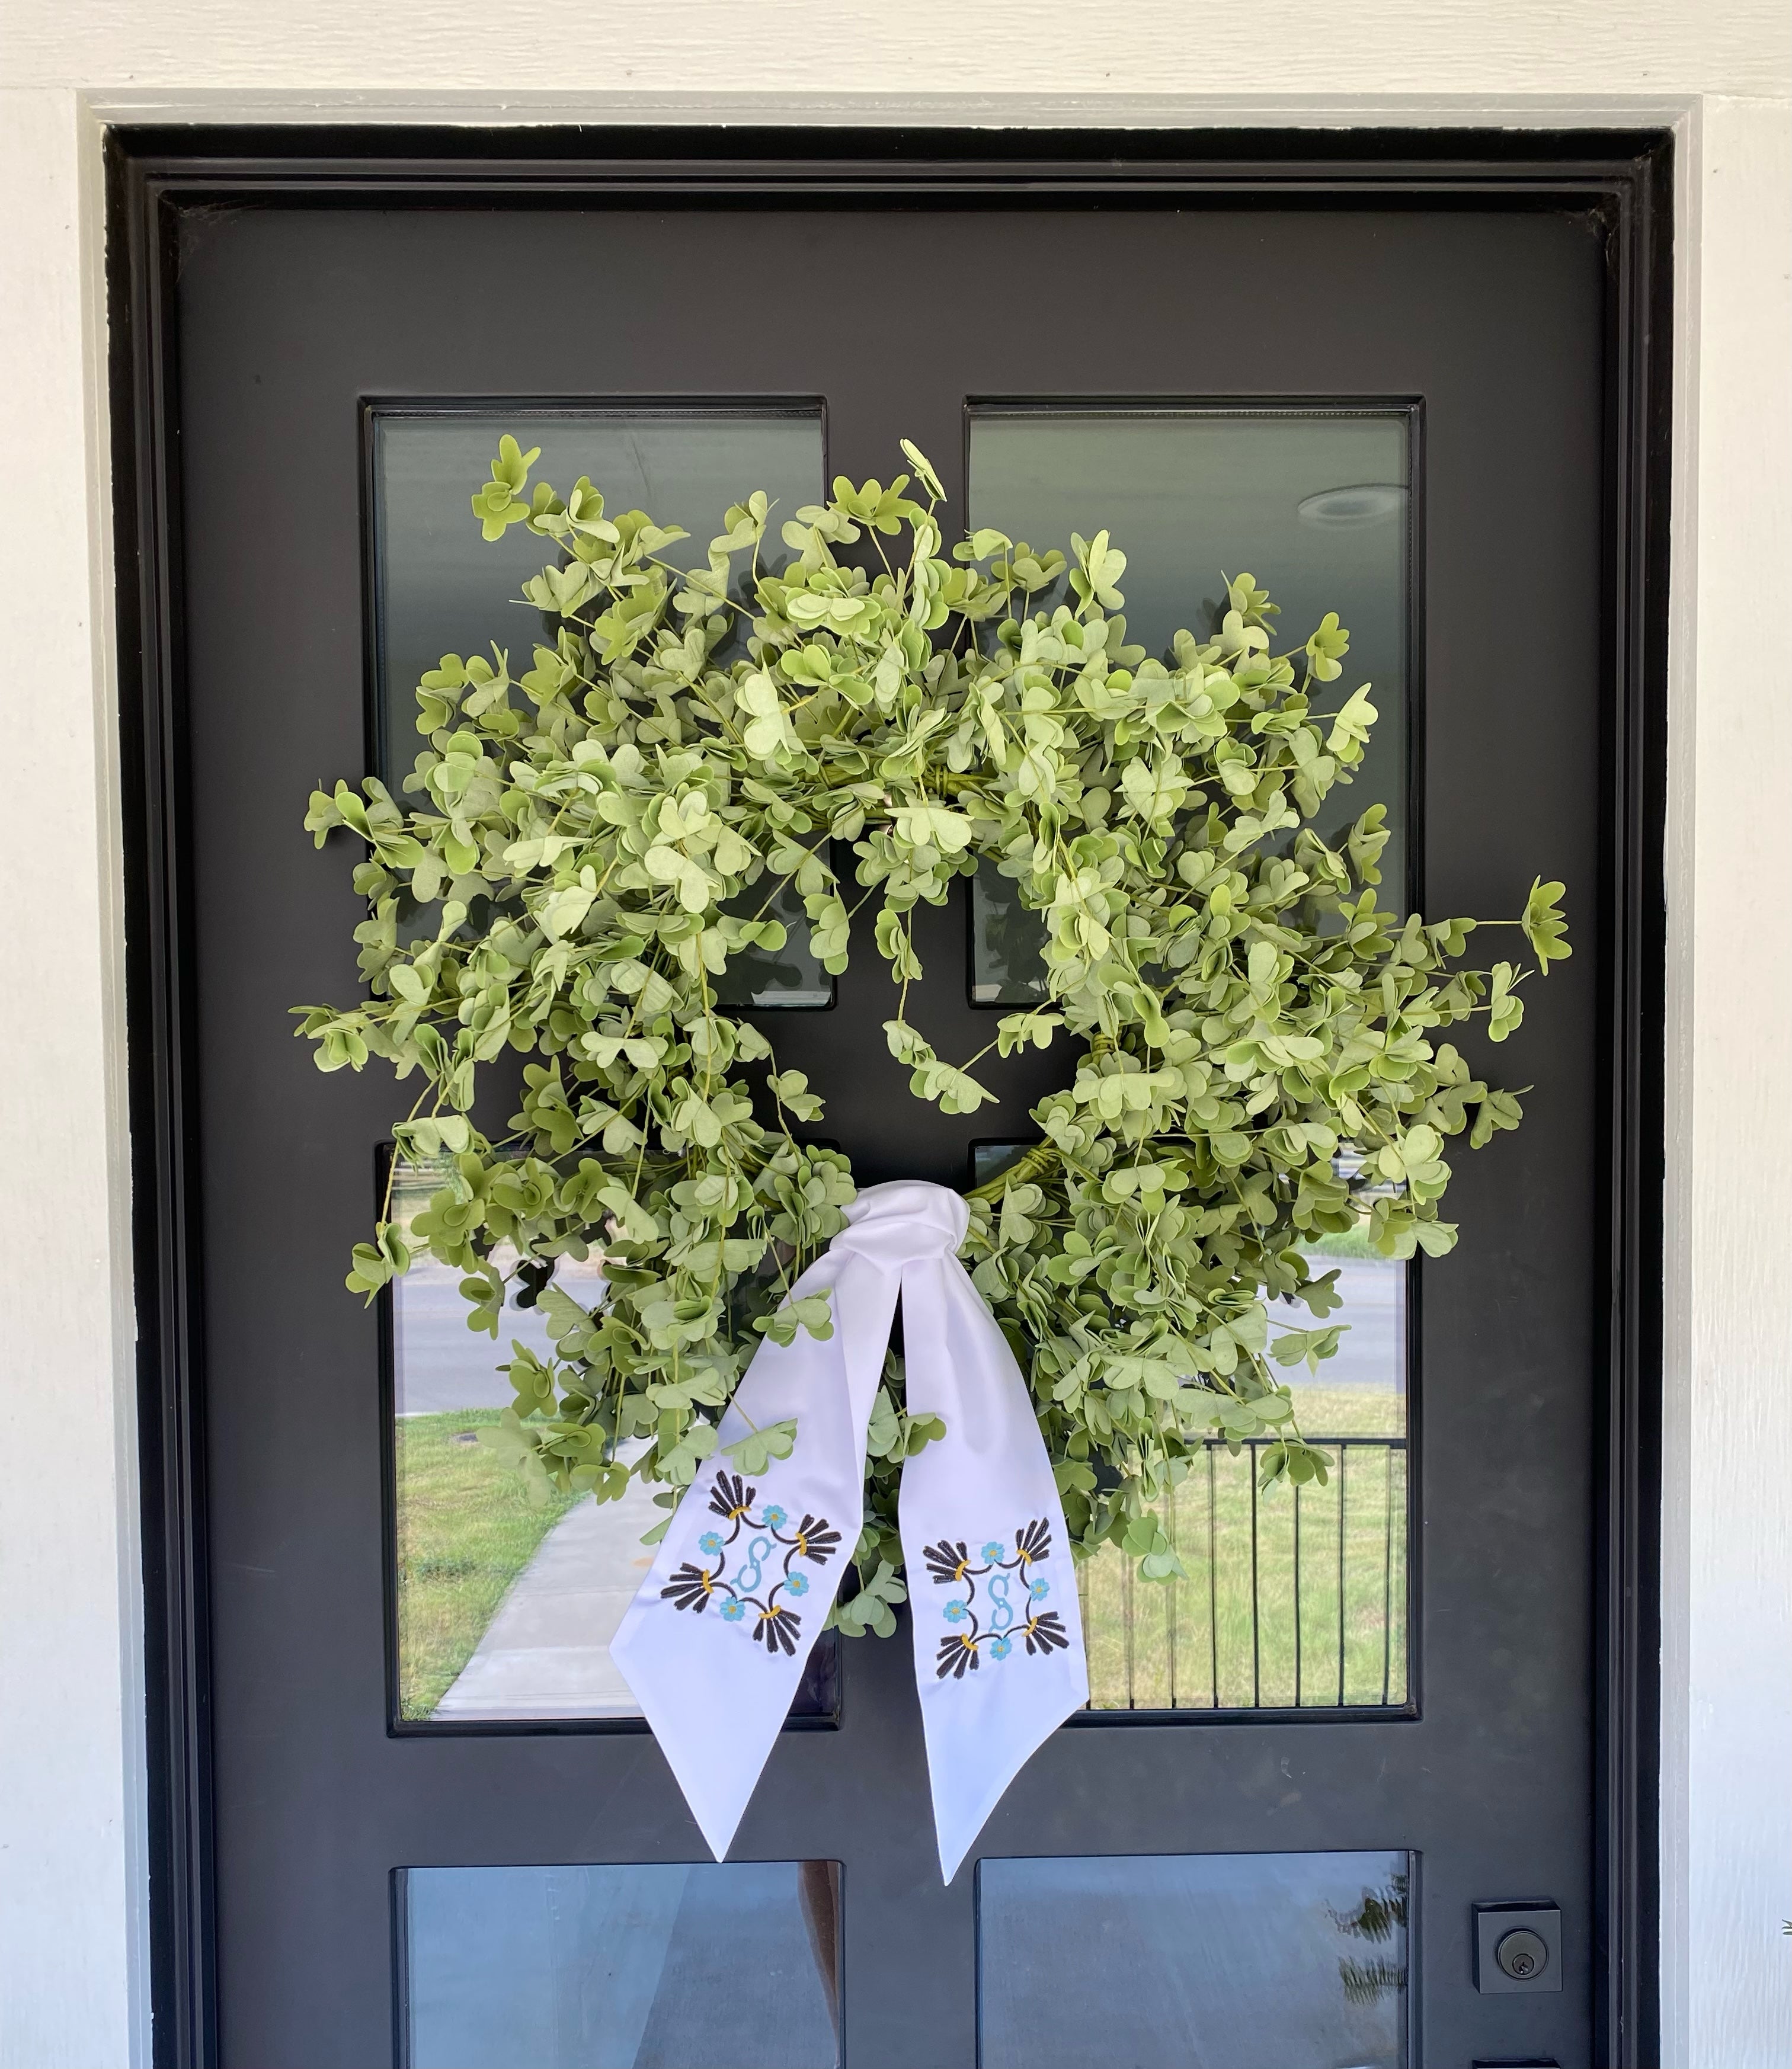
[389,1155,838,1725]
[399,1860,842,2068]
[712,878,833,1010]
[970,863,1051,1005]
[966,406,1412,1005]
[369,403,831,1008]
[964,409,1415,1710]
[973,1134,1409,1713]
[977,1852,1408,2069]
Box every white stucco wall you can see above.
[1660,91,1792,2069]
[1,7,1788,2064]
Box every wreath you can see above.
[297,434,1569,1635]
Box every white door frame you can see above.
[1,27,1787,2069]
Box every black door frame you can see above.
[108,123,1671,2069]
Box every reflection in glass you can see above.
[1076,1424,1409,1714]
[978,1852,1408,2069]
[970,1142,1408,1711]
[712,879,833,1010]
[389,1156,836,1724]
[370,405,830,1008]
[969,1141,1041,1190]
[970,861,1051,1005]
[400,1860,842,2069]
[967,407,1412,1003]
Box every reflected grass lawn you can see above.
[395,1408,578,1719]
[395,1386,1407,1719]
[1079,1388,1409,1712]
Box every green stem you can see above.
[963,1140,1062,1205]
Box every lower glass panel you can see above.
[977,1852,1408,2069]
[399,1861,842,2069]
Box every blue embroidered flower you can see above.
[981,1540,1006,1563]
[762,1505,788,1529]
[786,1572,809,1597]
[989,1635,1013,1661]
[944,1599,970,1623]
[1030,1577,1051,1602]
[720,1599,746,1623]
[698,1532,724,1556]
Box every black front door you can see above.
[124,132,1660,2069]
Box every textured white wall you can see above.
[4,0,1788,104]
[1659,93,1792,2069]
[1,6,1788,2066]
[0,85,146,2069]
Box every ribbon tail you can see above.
[609,1249,894,1859]
[897,1252,1089,1882]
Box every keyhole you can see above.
[1495,1927,1549,1982]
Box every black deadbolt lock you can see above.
[1473,1902,1563,1994]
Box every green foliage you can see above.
[297,437,1567,1621]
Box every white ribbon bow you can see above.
[609,1180,1089,1882]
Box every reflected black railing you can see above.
[1077,1436,1409,1714]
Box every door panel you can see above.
[171,191,1605,2066]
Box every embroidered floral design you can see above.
[924,1519,1071,1678]
[661,1469,839,1657]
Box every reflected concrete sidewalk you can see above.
[433,1476,658,1722]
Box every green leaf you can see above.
[755,1292,834,1346]
[721,1417,799,1475]
[1487,960,1525,1042]
[1521,878,1572,969]
[1326,681,1377,761]
[469,434,542,539]
[830,1558,907,1639]
[898,438,945,500]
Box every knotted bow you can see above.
[609,1180,1089,1881]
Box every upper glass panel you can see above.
[977,1850,1408,2069]
[967,406,1413,1004]
[369,403,831,1008]
[400,1860,842,2068]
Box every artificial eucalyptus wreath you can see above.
[297,434,1568,1635]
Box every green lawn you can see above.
[392,1398,1406,1721]
[1079,1389,1409,1712]
[394,1408,579,1719]
[1285,1376,1403,1439]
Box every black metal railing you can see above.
[1077,1436,1409,1714]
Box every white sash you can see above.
[609,1180,1089,1882]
